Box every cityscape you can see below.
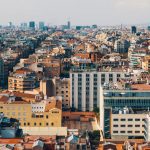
[0,0,150,150]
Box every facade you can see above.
[70,70,130,111]
[39,21,45,30]
[142,55,150,71]
[8,72,37,92]
[114,40,130,53]
[0,95,62,128]
[29,21,35,30]
[40,78,70,110]
[55,78,70,110]
[144,114,150,142]
[67,21,71,29]
[111,112,145,140]
[131,26,137,34]
[100,89,150,139]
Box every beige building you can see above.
[0,93,62,128]
[40,78,70,110]
[55,78,70,109]
[111,112,146,140]
[142,55,150,71]
[8,68,37,92]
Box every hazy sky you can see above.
[0,0,150,26]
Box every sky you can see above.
[0,0,150,26]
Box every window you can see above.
[94,74,97,77]
[109,74,113,78]
[27,122,30,126]
[128,119,133,121]
[51,122,54,126]
[86,74,90,77]
[135,119,140,121]
[121,119,126,121]
[117,74,120,77]
[46,115,48,119]
[113,125,118,127]
[34,123,36,126]
[135,125,140,127]
[120,131,125,133]
[101,74,105,78]
[113,131,118,133]
[39,123,42,126]
[24,123,26,126]
[128,131,132,133]
[135,131,140,133]
[121,125,125,127]
[46,123,49,126]
[113,119,118,121]
[128,125,133,127]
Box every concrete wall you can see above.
[22,127,67,136]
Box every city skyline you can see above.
[0,0,150,26]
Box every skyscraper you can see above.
[29,21,35,30]
[20,23,28,30]
[131,26,137,34]
[39,21,45,30]
[67,21,71,29]
[8,22,13,28]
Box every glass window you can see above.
[135,119,140,121]
[121,125,125,127]
[128,125,132,127]
[135,124,140,127]
[128,119,133,121]
[121,119,126,121]
[113,119,118,121]
[120,131,125,133]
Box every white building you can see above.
[144,114,150,142]
[70,70,130,111]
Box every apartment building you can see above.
[70,69,130,111]
[55,78,70,110]
[0,94,62,128]
[144,114,150,142]
[142,55,150,71]
[114,39,130,53]
[111,110,145,140]
[40,78,70,110]
[100,85,150,139]
[8,68,37,92]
